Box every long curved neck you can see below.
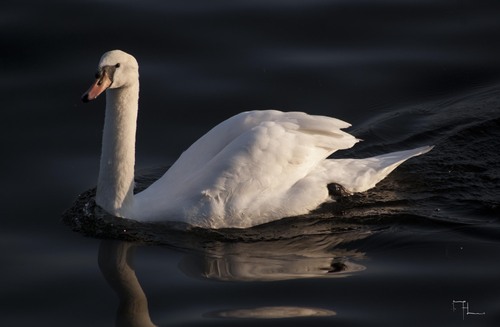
[96,81,139,217]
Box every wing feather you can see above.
[134,110,359,227]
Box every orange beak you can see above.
[81,72,112,103]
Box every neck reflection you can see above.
[98,241,156,327]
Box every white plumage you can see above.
[82,50,432,229]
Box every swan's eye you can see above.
[115,63,121,68]
[95,72,100,79]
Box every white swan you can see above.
[82,50,432,229]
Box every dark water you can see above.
[2,1,500,326]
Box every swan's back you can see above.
[160,110,356,177]
[133,110,359,228]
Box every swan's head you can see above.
[82,50,139,102]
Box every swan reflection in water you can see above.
[98,226,369,326]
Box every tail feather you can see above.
[323,145,433,193]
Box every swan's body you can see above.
[82,50,432,229]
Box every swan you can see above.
[82,50,432,229]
